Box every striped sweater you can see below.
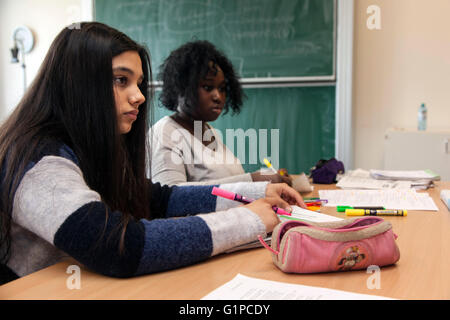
[4,142,268,278]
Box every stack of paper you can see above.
[336,169,437,190]
[336,169,412,190]
[370,169,440,190]
[369,169,440,181]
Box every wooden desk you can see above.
[1,182,449,300]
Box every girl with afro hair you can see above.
[150,40,292,186]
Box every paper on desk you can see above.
[202,273,392,300]
[280,206,342,223]
[336,169,413,190]
[336,169,436,190]
[319,189,438,211]
[370,169,440,181]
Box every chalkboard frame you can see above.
[240,0,337,85]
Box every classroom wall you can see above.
[0,0,82,120]
[352,0,450,170]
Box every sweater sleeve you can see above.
[151,137,252,186]
[175,173,253,186]
[150,117,253,186]
[150,117,192,185]
[12,155,268,278]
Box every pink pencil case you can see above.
[259,216,400,273]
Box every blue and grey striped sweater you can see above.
[5,142,268,278]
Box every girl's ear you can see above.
[177,96,185,108]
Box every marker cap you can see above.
[211,187,235,201]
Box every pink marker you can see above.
[211,187,292,216]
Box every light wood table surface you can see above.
[1,182,449,300]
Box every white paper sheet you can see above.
[280,206,342,222]
[319,189,438,211]
[202,273,392,300]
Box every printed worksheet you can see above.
[319,189,438,211]
[202,274,391,300]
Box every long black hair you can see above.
[0,22,154,264]
[158,40,244,115]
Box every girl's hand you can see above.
[250,171,293,186]
[265,183,307,211]
[245,198,281,233]
[277,168,293,185]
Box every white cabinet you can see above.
[384,129,450,180]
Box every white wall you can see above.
[353,0,450,170]
[0,0,86,121]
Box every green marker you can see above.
[337,206,385,212]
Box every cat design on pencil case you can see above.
[259,217,400,273]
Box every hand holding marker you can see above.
[211,187,292,216]
[263,158,288,176]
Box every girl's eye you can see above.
[114,76,127,86]
[202,85,212,91]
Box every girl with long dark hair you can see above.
[0,22,304,284]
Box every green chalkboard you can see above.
[152,86,336,174]
[95,0,336,80]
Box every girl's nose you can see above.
[212,89,222,102]
[130,87,145,107]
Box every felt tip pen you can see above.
[305,199,328,203]
[211,187,291,216]
[306,202,323,207]
[337,206,385,212]
[263,158,279,174]
[345,209,407,216]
